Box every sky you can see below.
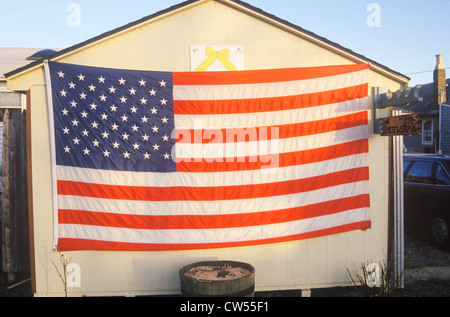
[1,0,449,86]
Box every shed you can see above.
[5,0,409,297]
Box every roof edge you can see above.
[221,0,409,83]
[5,0,409,83]
[4,0,203,78]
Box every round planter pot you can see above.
[179,260,255,297]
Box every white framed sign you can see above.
[190,45,244,71]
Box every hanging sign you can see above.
[381,113,421,136]
[190,45,244,71]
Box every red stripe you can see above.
[173,64,369,86]
[56,221,372,251]
[57,166,369,201]
[58,194,370,230]
[176,111,368,143]
[174,84,368,115]
[177,139,368,172]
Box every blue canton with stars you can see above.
[48,61,176,172]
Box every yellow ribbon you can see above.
[195,46,237,72]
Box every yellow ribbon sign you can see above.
[195,46,237,72]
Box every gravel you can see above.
[312,231,450,297]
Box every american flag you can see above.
[47,61,371,251]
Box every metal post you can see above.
[392,109,404,288]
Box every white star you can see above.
[63,145,71,153]
[109,86,116,94]
[120,96,127,103]
[122,133,130,140]
[110,105,118,112]
[92,139,100,147]
[160,98,167,106]
[161,116,169,124]
[150,107,158,114]
[141,116,149,123]
[162,134,169,142]
[140,97,147,105]
[129,88,136,95]
[101,113,108,120]
[111,123,119,130]
[81,111,88,118]
[99,94,107,102]
[123,151,131,158]
[103,150,110,157]
[60,89,67,97]
[163,153,170,160]
[78,74,85,81]
[143,152,151,159]
[62,127,70,134]
[112,141,120,149]
[130,106,138,113]
[72,137,80,145]
[91,121,99,129]
[88,84,96,91]
[61,108,69,116]
[149,89,157,96]
[152,125,159,133]
[82,129,90,136]
[121,114,128,122]
[79,92,87,99]
[131,124,139,132]
[70,100,77,107]
[132,143,140,150]
[57,71,65,78]
[159,80,166,87]
[90,103,98,110]
[69,82,76,89]
[118,78,126,85]
[98,76,106,83]
[153,143,160,151]
[102,131,109,139]
[139,79,146,86]
[142,134,150,141]
[71,119,79,126]
[83,148,90,155]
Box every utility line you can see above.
[405,67,450,75]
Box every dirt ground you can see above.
[311,231,450,297]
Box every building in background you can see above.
[400,54,450,154]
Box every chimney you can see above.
[434,54,447,108]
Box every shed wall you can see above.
[9,1,405,296]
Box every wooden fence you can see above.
[1,108,29,280]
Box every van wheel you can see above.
[431,216,449,248]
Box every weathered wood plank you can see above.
[1,109,29,273]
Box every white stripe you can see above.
[174,98,368,129]
[58,180,369,216]
[176,125,368,159]
[173,70,368,101]
[56,153,368,187]
[58,208,371,244]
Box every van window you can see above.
[404,161,433,184]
